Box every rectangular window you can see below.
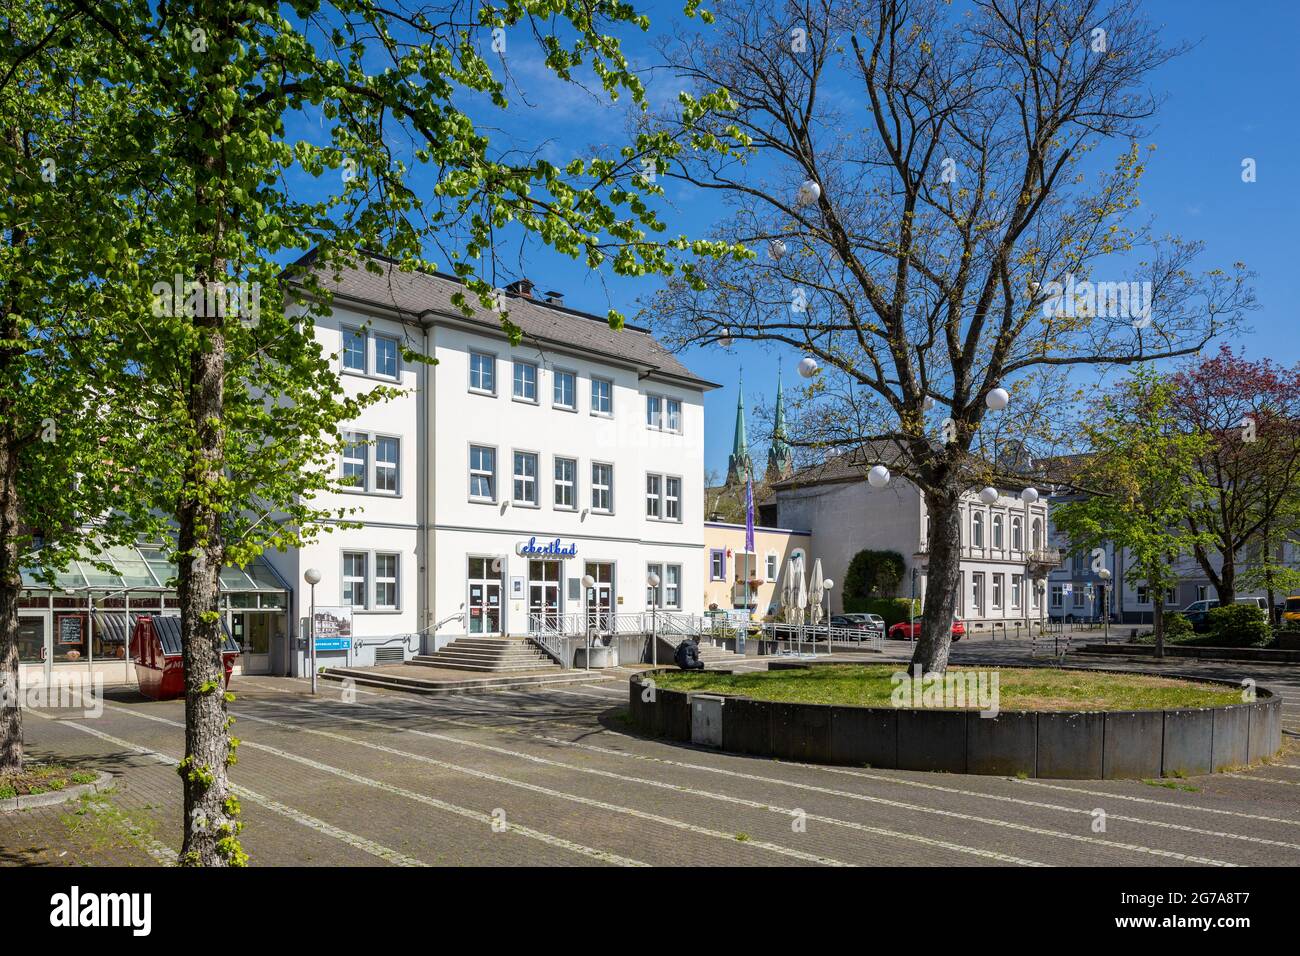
[554,457,576,509]
[375,553,399,610]
[1138,585,1150,605]
[1051,584,1063,608]
[971,573,984,613]
[342,434,368,491]
[342,328,366,372]
[709,550,726,582]
[343,552,368,608]
[553,370,577,409]
[591,377,613,416]
[469,351,495,394]
[646,395,661,429]
[992,574,1003,610]
[374,437,399,494]
[513,361,538,402]
[665,477,681,521]
[374,335,399,378]
[647,562,662,607]
[1011,574,1023,609]
[645,474,661,519]
[765,553,777,581]
[469,445,496,501]
[665,398,681,433]
[664,565,681,609]
[513,451,538,506]
[591,463,613,513]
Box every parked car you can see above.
[850,613,886,633]
[887,617,965,641]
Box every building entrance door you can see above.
[584,562,614,633]
[467,557,504,635]
[528,560,561,631]
[230,612,278,674]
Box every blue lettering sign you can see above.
[516,536,578,558]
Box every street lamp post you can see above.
[647,571,661,667]
[1099,567,1112,644]
[824,579,835,654]
[582,573,596,672]
[304,568,321,694]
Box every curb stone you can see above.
[1,770,114,813]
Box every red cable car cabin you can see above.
[129,615,241,701]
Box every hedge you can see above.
[841,596,920,626]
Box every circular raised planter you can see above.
[0,770,114,813]
[627,664,1282,779]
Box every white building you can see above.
[266,253,715,672]
[769,453,1053,633]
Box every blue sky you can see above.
[290,1,1300,476]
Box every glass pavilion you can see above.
[17,542,290,677]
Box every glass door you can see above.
[231,612,276,674]
[467,557,504,635]
[585,562,614,634]
[528,560,561,632]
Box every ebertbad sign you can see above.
[515,536,578,558]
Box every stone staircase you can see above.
[412,636,562,673]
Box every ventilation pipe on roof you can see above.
[543,290,564,305]
[505,278,534,298]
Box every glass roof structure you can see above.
[21,543,289,593]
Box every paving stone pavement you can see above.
[4,640,1298,867]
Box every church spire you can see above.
[726,372,753,486]
[766,366,793,480]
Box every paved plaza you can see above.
[4,637,1298,867]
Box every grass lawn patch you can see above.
[652,664,1241,711]
[0,763,99,800]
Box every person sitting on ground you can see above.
[674,637,705,671]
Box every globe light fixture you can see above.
[304,568,322,696]
[979,486,999,505]
[582,574,596,589]
[1098,568,1112,581]
[986,387,1010,411]
[718,326,733,347]
[303,568,322,586]
[1020,487,1039,504]
[867,464,890,488]
[796,179,821,206]
[798,356,818,378]
[769,239,788,260]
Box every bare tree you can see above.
[648,0,1254,671]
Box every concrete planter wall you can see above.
[628,667,1282,779]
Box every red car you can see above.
[887,617,965,641]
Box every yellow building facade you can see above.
[702,521,813,620]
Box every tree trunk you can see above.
[176,306,241,865]
[1152,588,1165,660]
[1216,555,1236,607]
[911,489,962,673]
[0,421,22,775]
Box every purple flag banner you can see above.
[744,476,755,554]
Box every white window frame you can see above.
[373,435,400,495]
[992,514,1004,550]
[591,377,613,417]
[765,552,778,582]
[469,444,497,503]
[645,474,662,519]
[645,472,682,523]
[341,326,400,380]
[665,476,681,522]
[1011,516,1022,551]
[972,512,984,549]
[512,360,538,403]
[512,450,539,507]
[1051,584,1063,609]
[645,393,683,433]
[341,432,369,492]
[374,553,400,610]
[553,456,576,510]
[1011,574,1023,609]
[342,551,368,609]
[469,350,496,395]
[992,573,1003,610]
[591,462,613,514]
[552,369,577,411]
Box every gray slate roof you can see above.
[288,251,716,390]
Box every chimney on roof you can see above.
[543,290,564,306]
[505,278,534,299]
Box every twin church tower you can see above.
[725,368,793,487]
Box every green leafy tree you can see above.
[843,549,905,601]
[1052,369,1213,658]
[60,0,739,864]
[0,3,166,774]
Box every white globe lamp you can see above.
[979,486,999,505]
[867,465,890,488]
[769,239,787,260]
[798,356,818,378]
[1020,487,1039,504]
[796,179,821,206]
[986,387,1010,411]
